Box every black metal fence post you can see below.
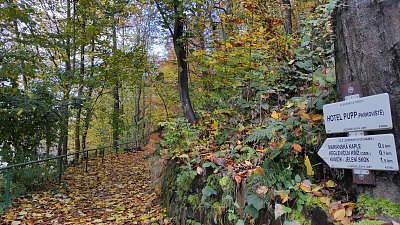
[85,149,89,172]
[4,168,11,211]
[101,148,105,164]
[58,157,63,183]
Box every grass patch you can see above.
[356,194,400,218]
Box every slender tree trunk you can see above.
[142,77,147,144]
[81,26,96,153]
[74,21,85,164]
[173,2,196,124]
[112,18,120,151]
[146,92,153,140]
[333,0,400,202]
[282,0,292,35]
[81,88,93,151]
[59,0,72,159]
[134,87,141,148]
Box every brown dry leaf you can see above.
[245,160,253,167]
[341,216,350,225]
[333,209,346,221]
[312,191,323,197]
[196,166,204,175]
[292,143,302,153]
[345,208,352,217]
[234,175,242,185]
[278,193,289,203]
[256,186,269,195]
[342,202,356,210]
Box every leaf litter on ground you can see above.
[1,133,171,225]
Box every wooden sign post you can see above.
[319,81,399,185]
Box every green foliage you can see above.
[158,118,201,159]
[0,160,58,205]
[306,196,328,210]
[175,165,197,201]
[0,86,62,162]
[188,194,200,209]
[349,220,385,225]
[244,194,265,219]
[289,209,311,225]
[356,194,400,218]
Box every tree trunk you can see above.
[74,30,85,164]
[81,89,93,154]
[333,0,400,202]
[58,0,72,161]
[282,0,292,35]
[142,77,147,144]
[173,2,196,124]
[81,32,96,153]
[134,87,141,148]
[112,18,120,152]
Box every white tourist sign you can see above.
[318,134,399,171]
[323,93,392,133]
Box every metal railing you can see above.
[0,140,144,211]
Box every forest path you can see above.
[1,133,171,225]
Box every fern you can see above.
[245,128,272,144]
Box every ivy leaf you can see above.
[294,174,302,183]
[244,204,259,219]
[275,203,292,219]
[202,186,216,197]
[236,219,245,225]
[283,221,301,225]
[246,194,265,211]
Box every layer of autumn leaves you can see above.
[1,134,171,225]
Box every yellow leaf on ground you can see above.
[298,180,312,193]
[304,155,314,176]
[326,180,335,188]
[333,209,346,221]
[311,114,322,121]
[16,109,23,116]
[320,197,331,208]
[253,167,264,175]
[271,111,281,120]
[211,120,219,130]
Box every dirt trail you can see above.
[1,133,170,225]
